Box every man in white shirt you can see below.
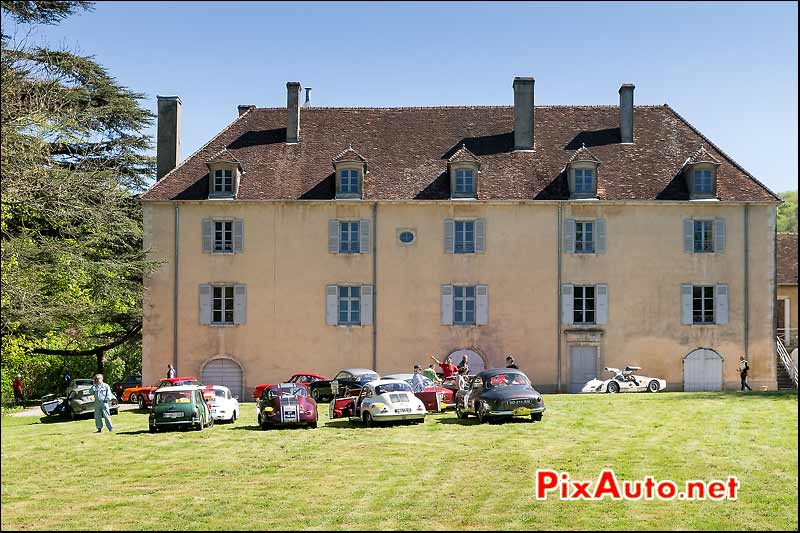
[90,374,114,433]
[410,365,426,393]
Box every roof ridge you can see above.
[664,104,780,202]
[248,104,667,111]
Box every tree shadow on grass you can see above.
[436,417,482,426]
[230,424,320,431]
[115,429,152,435]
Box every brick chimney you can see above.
[156,95,181,180]
[513,77,535,151]
[287,82,301,143]
[619,83,635,144]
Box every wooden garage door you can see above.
[202,359,243,399]
[569,346,598,393]
[683,349,723,392]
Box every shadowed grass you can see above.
[1,391,797,530]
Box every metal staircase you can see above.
[776,337,798,389]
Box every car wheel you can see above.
[138,396,146,409]
[68,406,76,421]
[476,402,489,424]
[231,411,237,423]
[607,381,620,394]
[310,417,318,429]
[456,402,469,419]
[531,413,543,422]
[312,389,320,401]
[647,380,660,393]
[129,393,137,404]
[363,412,374,427]
[112,409,119,416]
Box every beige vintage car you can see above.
[65,379,119,420]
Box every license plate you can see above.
[165,412,183,418]
[395,408,411,413]
[513,407,531,416]
[87,396,95,401]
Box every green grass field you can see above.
[1,392,797,530]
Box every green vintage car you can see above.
[149,385,214,432]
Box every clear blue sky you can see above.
[5,1,798,192]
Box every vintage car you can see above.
[41,394,69,417]
[256,384,318,429]
[310,368,380,402]
[251,372,328,400]
[149,385,214,432]
[581,366,667,393]
[455,369,545,423]
[65,381,119,421]
[203,385,240,422]
[383,373,455,412]
[329,379,427,426]
[123,377,202,408]
[111,374,141,398]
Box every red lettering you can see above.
[571,481,592,500]
[707,481,725,500]
[643,476,656,500]
[726,476,739,500]
[623,480,643,499]
[686,481,705,499]
[535,470,559,500]
[594,469,622,500]
[656,481,677,500]
[560,474,570,499]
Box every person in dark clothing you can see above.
[13,374,24,405]
[63,372,71,393]
[739,356,752,391]
[505,355,519,369]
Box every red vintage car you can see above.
[251,372,328,400]
[383,373,455,412]
[122,377,202,409]
[256,384,318,429]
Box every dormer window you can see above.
[213,169,233,194]
[447,145,480,199]
[332,145,367,199]
[566,145,600,199]
[206,149,242,199]
[683,146,720,199]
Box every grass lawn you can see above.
[1,391,797,530]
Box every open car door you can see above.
[329,396,356,420]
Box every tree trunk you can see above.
[96,350,104,375]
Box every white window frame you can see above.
[454,168,475,196]
[339,221,360,254]
[693,219,714,253]
[693,169,713,195]
[338,286,361,325]
[454,220,476,254]
[575,220,595,254]
[453,285,476,326]
[692,285,715,324]
[213,169,233,194]
[213,220,234,254]
[573,285,596,325]
[574,168,594,194]
[212,285,235,325]
[336,166,362,199]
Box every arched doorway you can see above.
[202,357,244,399]
[683,348,723,392]
[447,349,486,374]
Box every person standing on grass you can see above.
[167,364,176,379]
[13,374,24,405]
[90,374,114,432]
[410,364,426,393]
[63,371,71,392]
[739,356,752,391]
[431,355,458,379]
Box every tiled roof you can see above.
[777,232,798,285]
[142,105,779,202]
[685,145,721,166]
[448,144,480,164]
[332,145,367,164]
[567,144,601,164]
[206,148,241,165]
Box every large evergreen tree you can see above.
[1,0,154,386]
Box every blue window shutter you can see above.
[233,284,247,325]
[475,219,486,253]
[202,219,213,253]
[441,285,453,325]
[683,219,694,253]
[444,219,455,254]
[233,219,244,253]
[596,284,608,324]
[476,284,488,325]
[596,219,606,254]
[360,285,373,325]
[681,284,693,325]
[561,284,574,324]
[328,220,339,254]
[714,218,726,253]
[565,219,575,254]
[326,285,338,325]
[359,219,370,254]
[715,284,728,325]
[199,284,211,325]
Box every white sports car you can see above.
[329,379,427,425]
[203,385,240,422]
[581,366,667,393]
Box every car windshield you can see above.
[73,379,93,387]
[374,382,412,395]
[357,373,380,384]
[485,373,530,389]
[211,389,227,398]
[268,386,306,399]
[173,379,199,386]
[402,376,434,387]
[155,391,193,404]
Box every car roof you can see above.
[477,368,528,379]
[162,377,197,383]
[383,374,413,381]
[210,385,230,391]
[338,368,378,375]
[292,372,326,379]
[156,385,203,393]
[367,379,410,387]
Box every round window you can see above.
[398,231,415,244]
